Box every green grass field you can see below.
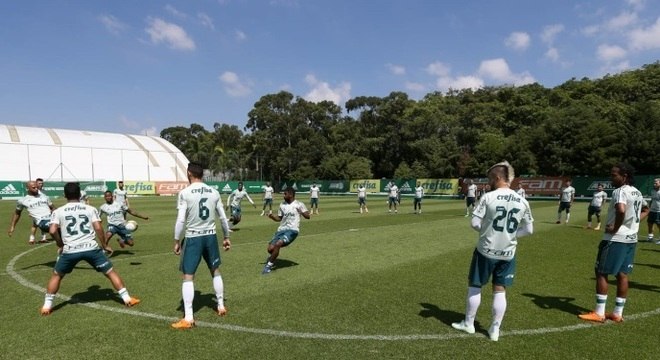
[1,195,659,359]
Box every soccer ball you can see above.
[125,220,138,232]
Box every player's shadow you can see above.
[51,285,125,313]
[521,293,591,315]
[418,303,485,332]
[640,248,660,253]
[635,262,660,270]
[602,278,660,293]
[261,258,299,270]
[108,250,135,258]
[20,260,89,271]
[176,291,222,314]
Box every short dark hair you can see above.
[104,190,112,195]
[64,182,81,201]
[36,178,44,182]
[614,162,636,185]
[187,162,204,179]
[284,187,296,196]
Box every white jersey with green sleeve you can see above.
[603,185,647,243]
[263,186,274,200]
[98,202,128,226]
[310,186,320,199]
[178,182,229,238]
[227,189,254,208]
[472,187,534,261]
[590,190,607,207]
[277,200,308,232]
[113,188,128,206]
[467,184,477,198]
[560,186,575,202]
[357,187,367,198]
[16,194,52,222]
[388,185,398,197]
[415,186,424,198]
[51,202,101,254]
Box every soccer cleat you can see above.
[262,265,272,275]
[578,311,605,322]
[606,312,623,323]
[488,325,500,342]
[260,210,265,216]
[451,320,475,334]
[217,307,228,316]
[28,239,35,245]
[124,297,141,307]
[593,225,601,231]
[656,240,660,245]
[464,214,469,217]
[171,319,195,329]
[117,239,126,249]
[556,220,561,224]
[40,307,52,316]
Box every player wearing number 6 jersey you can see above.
[171,162,231,329]
[452,161,534,342]
[40,182,140,316]
[579,163,649,324]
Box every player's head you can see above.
[26,181,39,196]
[35,178,44,189]
[518,183,523,189]
[187,162,204,181]
[653,178,659,190]
[565,180,572,186]
[283,187,296,203]
[266,181,271,186]
[611,163,636,187]
[238,181,243,190]
[104,190,113,203]
[64,182,81,201]
[597,183,604,191]
[417,181,421,187]
[487,161,514,188]
[118,180,124,189]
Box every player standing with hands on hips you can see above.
[452,161,534,341]
[171,162,232,329]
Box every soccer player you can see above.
[171,162,231,329]
[464,179,478,217]
[578,163,649,323]
[309,183,320,215]
[357,184,368,214]
[556,180,575,224]
[387,181,399,214]
[262,187,310,274]
[452,161,534,342]
[8,181,53,245]
[40,182,140,315]
[261,181,274,216]
[413,182,424,214]
[585,183,607,230]
[647,178,660,243]
[516,183,526,198]
[113,181,129,207]
[29,178,49,243]
[226,181,256,226]
[98,190,149,249]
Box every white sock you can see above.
[182,281,195,321]
[117,288,131,303]
[29,235,35,241]
[43,293,55,309]
[566,213,571,222]
[595,294,607,316]
[492,291,507,329]
[613,297,626,316]
[465,286,481,327]
[213,275,224,309]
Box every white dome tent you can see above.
[0,124,189,182]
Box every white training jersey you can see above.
[16,194,52,222]
[415,186,424,198]
[357,187,367,198]
[473,187,534,261]
[388,185,399,197]
[650,188,660,212]
[560,186,575,202]
[310,186,320,199]
[590,190,608,207]
[516,188,526,198]
[603,185,647,243]
[51,202,101,254]
[467,184,477,198]
[178,182,229,238]
[227,188,254,208]
[113,188,128,206]
[263,186,274,200]
[277,200,308,232]
[99,202,128,226]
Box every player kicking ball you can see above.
[262,188,310,274]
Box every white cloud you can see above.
[304,74,351,105]
[629,17,660,50]
[145,18,196,51]
[545,47,560,62]
[425,61,451,77]
[165,5,187,19]
[219,71,252,97]
[142,126,159,136]
[477,58,535,85]
[120,115,139,130]
[597,44,627,61]
[541,24,564,44]
[626,0,645,11]
[235,30,247,42]
[405,82,426,92]
[386,63,406,75]
[581,25,599,37]
[436,76,484,91]
[198,13,215,30]
[505,32,531,51]
[601,60,631,75]
[98,14,127,35]
[606,11,638,31]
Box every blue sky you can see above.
[1,0,659,136]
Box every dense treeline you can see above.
[161,62,660,182]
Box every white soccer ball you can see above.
[125,220,138,232]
